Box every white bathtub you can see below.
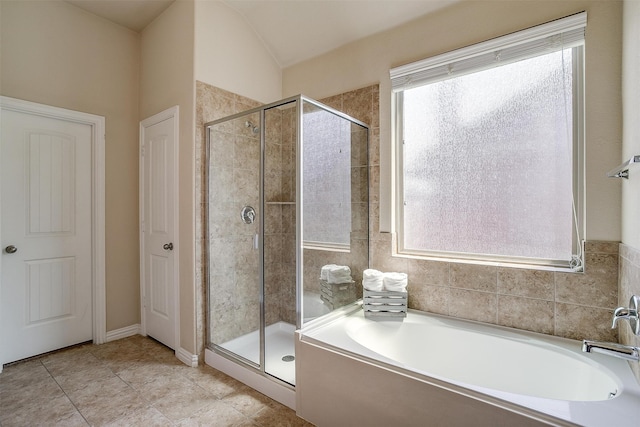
[296,304,640,426]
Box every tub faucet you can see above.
[581,295,640,362]
[611,295,640,335]
[582,340,640,362]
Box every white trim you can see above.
[177,347,199,367]
[0,96,106,361]
[205,348,296,409]
[139,106,180,351]
[106,324,141,342]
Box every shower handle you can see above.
[241,206,256,224]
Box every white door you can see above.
[1,107,93,364]
[141,107,178,350]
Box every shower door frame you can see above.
[204,94,369,390]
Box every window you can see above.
[302,105,352,250]
[391,13,586,270]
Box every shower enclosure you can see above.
[205,95,369,391]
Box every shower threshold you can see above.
[218,321,296,386]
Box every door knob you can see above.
[163,243,173,251]
[4,245,17,254]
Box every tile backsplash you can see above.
[618,243,640,383]
[371,237,619,342]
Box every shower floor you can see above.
[219,321,296,385]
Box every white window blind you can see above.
[391,12,586,92]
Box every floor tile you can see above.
[175,400,252,427]
[0,336,314,426]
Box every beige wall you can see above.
[618,0,640,383]
[194,1,281,104]
[0,0,141,331]
[140,0,196,354]
[621,0,640,248]
[283,1,623,242]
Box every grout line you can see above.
[41,360,91,427]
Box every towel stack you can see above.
[320,264,356,310]
[320,264,352,284]
[383,272,409,292]
[362,269,384,291]
[363,269,408,292]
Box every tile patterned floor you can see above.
[0,336,314,426]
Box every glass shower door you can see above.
[207,110,262,368]
[205,94,368,390]
[263,100,298,385]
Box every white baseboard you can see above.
[176,347,199,367]
[105,324,141,342]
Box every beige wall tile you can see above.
[369,127,380,166]
[497,295,554,335]
[555,253,618,308]
[497,268,554,300]
[450,264,497,292]
[406,258,449,287]
[618,243,640,383]
[408,284,449,315]
[342,86,373,126]
[448,289,497,323]
[584,240,619,254]
[555,303,617,342]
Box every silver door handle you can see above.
[163,243,173,251]
[4,245,17,254]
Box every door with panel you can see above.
[1,106,93,364]
[141,109,177,350]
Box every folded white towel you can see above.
[320,264,338,281]
[362,269,384,291]
[383,272,408,292]
[327,265,352,284]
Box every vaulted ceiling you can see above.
[65,0,457,67]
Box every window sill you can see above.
[303,242,350,253]
[393,250,583,273]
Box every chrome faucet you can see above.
[582,295,640,362]
[611,295,640,335]
[582,340,639,361]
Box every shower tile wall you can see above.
[618,243,640,382]
[196,82,297,356]
[264,105,297,326]
[196,82,260,354]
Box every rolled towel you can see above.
[383,272,408,292]
[327,265,352,284]
[320,264,338,281]
[362,269,384,291]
